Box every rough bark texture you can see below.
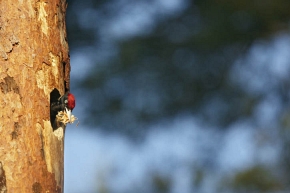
[0,0,69,192]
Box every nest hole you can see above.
[50,88,61,130]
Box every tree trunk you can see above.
[0,0,70,192]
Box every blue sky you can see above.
[64,0,290,192]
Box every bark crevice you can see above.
[0,162,7,193]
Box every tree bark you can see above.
[0,0,70,192]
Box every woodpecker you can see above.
[50,92,76,130]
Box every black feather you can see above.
[50,93,69,130]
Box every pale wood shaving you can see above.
[56,110,78,125]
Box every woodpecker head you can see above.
[61,93,75,121]
[50,91,77,130]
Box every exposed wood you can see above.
[0,0,69,192]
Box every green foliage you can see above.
[66,0,290,192]
[152,174,171,193]
[67,1,290,136]
[193,168,204,189]
[230,166,283,192]
[69,0,290,134]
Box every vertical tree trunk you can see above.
[0,0,70,192]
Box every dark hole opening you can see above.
[50,88,61,130]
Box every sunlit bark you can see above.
[0,0,70,192]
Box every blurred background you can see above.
[64,0,290,192]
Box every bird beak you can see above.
[65,107,72,121]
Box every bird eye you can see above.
[65,100,68,104]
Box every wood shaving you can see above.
[56,110,78,125]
